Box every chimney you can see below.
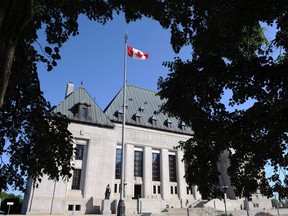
[65,82,74,98]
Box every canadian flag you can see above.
[127,46,149,60]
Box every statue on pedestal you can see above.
[105,184,111,200]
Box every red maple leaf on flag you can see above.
[127,45,149,60]
[136,51,143,58]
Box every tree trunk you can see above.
[0,0,33,108]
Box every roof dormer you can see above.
[76,102,91,122]
[164,118,172,128]
[133,112,141,123]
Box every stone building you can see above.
[22,83,201,215]
[21,83,271,215]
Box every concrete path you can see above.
[6,208,288,216]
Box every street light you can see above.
[222,185,228,216]
[274,193,280,216]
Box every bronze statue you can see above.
[105,184,111,199]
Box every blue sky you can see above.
[36,15,277,111]
[37,14,192,110]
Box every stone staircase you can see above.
[131,206,224,216]
[194,200,209,208]
[190,206,224,216]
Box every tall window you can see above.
[152,152,160,181]
[76,144,84,160]
[82,107,87,120]
[169,155,177,182]
[134,151,143,177]
[115,148,122,179]
[72,169,81,189]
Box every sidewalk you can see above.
[6,208,288,216]
[228,208,288,216]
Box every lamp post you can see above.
[244,197,250,216]
[274,194,280,216]
[222,185,228,216]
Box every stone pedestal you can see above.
[102,200,111,214]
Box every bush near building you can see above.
[255,212,274,216]
[0,192,23,214]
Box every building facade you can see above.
[22,83,201,215]
[22,83,271,215]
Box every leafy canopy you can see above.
[2,0,288,200]
[157,1,288,199]
[0,0,114,192]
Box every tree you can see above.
[281,199,288,208]
[0,1,33,108]
[0,49,74,191]
[0,0,168,193]
[0,192,23,214]
[271,199,281,208]
[0,0,122,192]
[157,1,288,199]
[0,191,22,201]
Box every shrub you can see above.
[255,212,273,216]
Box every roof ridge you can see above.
[103,87,122,112]
[126,84,158,94]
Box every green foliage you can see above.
[0,192,23,201]
[0,0,114,192]
[157,1,288,199]
[281,199,288,208]
[0,192,23,214]
[255,212,273,216]
[0,38,74,191]
[218,214,233,216]
[271,199,281,208]
[0,196,23,214]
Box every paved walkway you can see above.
[6,208,288,216]
[227,208,288,216]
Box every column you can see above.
[143,146,152,198]
[124,144,134,199]
[192,185,201,200]
[160,149,169,200]
[176,150,186,200]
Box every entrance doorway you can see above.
[134,185,142,199]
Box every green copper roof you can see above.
[104,85,192,135]
[53,86,114,128]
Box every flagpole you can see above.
[117,33,128,216]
